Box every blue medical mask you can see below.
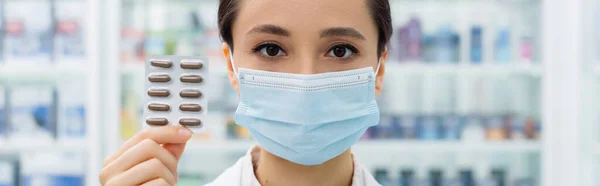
[230,51,381,165]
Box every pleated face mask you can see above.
[230,52,381,165]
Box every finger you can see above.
[108,158,176,186]
[141,178,171,186]
[162,142,188,160]
[104,125,192,166]
[103,139,178,181]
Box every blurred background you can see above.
[0,0,596,186]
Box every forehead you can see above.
[233,0,377,38]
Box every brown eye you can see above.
[255,43,286,57]
[327,44,358,59]
[333,46,347,58]
[266,45,280,56]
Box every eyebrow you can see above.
[247,24,290,36]
[320,27,366,40]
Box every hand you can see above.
[100,125,193,186]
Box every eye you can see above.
[253,43,286,57]
[327,44,359,59]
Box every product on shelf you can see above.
[418,115,442,140]
[491,168,506,186]
[429,169,443,186]
[374,168,391,186]
[485,116,506,141]
[398,115,418,139]
[0,155,18,186]
[54,1,86,63]
[4,1,52,64]
[441,115,462,140]
[435,25,460,63]
[8,87,56,142]
[494,28,511,63]
[461,116,486,142]
[470,26,483,64]
[143,56,208,134]
[460,169,475,186]
[0,87,6,140]
[399,169,415,186]
[21,152,84,186]
[57,80,86,141]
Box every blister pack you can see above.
[143,56,208,133]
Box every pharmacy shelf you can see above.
[0,63,89,82]
[0,139,87,153]
[385,62,543,77]
[180,140,541,154]
[353,140,541,153]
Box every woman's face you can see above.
[223,0,387,93]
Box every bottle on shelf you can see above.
[398,169,416,186]
[494,28,511,63]
[485,116,506,141]
[374,168,392,186]
[0,87,6,140]
[470,26,484,64]
[461,116,485,142]
[429,169,443,186]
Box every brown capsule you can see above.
[180,75,203,83]
[148,74,171,83]
[147,89,170,97]
[180,90,202,98]
[180,61,203,69]
[146,118,168,126]
[148,103,170,111]
[179,104,202,112]
[179,118,202,126]
[150,60,173,68]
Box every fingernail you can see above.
[178,128,192,136]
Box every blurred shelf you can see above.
[181,140,540,153]
[121,62,145,75]
[594,143,600,155]
[385,62,542,77]
[0,139,87,153]
[0,62,88,82]
[352,140,541,154]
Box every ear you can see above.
[375,48,387,95]
[222,43,239,92]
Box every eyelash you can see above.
[252,42,285,59]
[328,44,360,55]
[251,42,361,59]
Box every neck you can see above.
[255,148,354,186]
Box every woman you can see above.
[100,0,392,185]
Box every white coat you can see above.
[204,145,382,186]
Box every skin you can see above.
[99,0,387,185]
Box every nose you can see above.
[294,56,320,75]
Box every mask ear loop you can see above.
[375,57,382,75]
[229,48,239,79]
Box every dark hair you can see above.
[218,0,392,57]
